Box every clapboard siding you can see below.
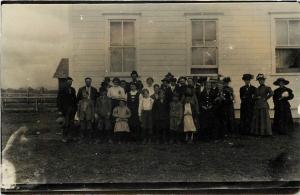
[70,3,300,116]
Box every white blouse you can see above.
[107,86,126,100]
[138,97,154,116]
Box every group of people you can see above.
[56,70,295,144]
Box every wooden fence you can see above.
[1,91,58,112]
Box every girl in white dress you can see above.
[112,98,131,144]
[183,95,197,143]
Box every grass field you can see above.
[1,112,300,186]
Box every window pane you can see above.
[276,48,300,69]
[123,22,135,46]
[276,20,288,45]
[123,48,135,72]
[110,48,122,72]
[192,47,204,65]
[192,21,203,46]
[110,22,122,46]
[205,21,217,46]
[289,20,300,45]
[204,48,217,65]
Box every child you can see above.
[112,98,131,144]
[139,89,154,144]
[78,92,95,141]
[152,90,170,144]
[183,94,198,143]
[127,82,141,141]
[95,89,112,142]
[169,93,183,144]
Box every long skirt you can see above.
[251,108,272,136]
[240,102,254,135]
[273,106,294,134]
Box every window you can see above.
[191,20,218,74]
[275,19,300,73]
[110,20,135,73]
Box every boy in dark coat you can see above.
[127,82,141,141]
[273,78,294,134]
[57,77,77,143]
[152,90,170,143]
[239,74,256,135]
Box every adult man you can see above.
[77,77,98,103]
[57,77,77,142]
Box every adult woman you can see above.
[250,74,273,136]
[273,78,294,134]
[239,74,256,135]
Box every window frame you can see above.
[270,12,300,76]
[185,14,222,76]
[104,14,140,77]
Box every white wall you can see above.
[70,3,300,117]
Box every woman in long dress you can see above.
[251,74,273,136]
[272,78,294,134]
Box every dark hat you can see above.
[198,76,208,83]
[222,77,231,83]
[85,77,92,81]
[104,76,111,82]
[170,77,177,82]
[161,77,170,83]
[67,77,73,81]
[273,78,289,86]
[112,77,121,83]
[165,72,174,78]
[256,73,266,80]
[242,74,254,81]
[131,70,138,76]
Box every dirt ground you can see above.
[1,112,300,185]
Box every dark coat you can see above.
[161,85,174,105]
[57,86,77,115]
[77,86,98,103]
[219,86,235,134]
[273,86,294,134]
[152,99,170,121]
[174,85,187,101]
[239,85,256,134]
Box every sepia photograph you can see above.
[1,0,300,192]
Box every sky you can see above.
[1,5,70,89]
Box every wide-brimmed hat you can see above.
[222,77,231,83]
[273,78,289,86]
[256,73,266,80]
[242,74,254,81]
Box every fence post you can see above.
[35,98,38,112]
